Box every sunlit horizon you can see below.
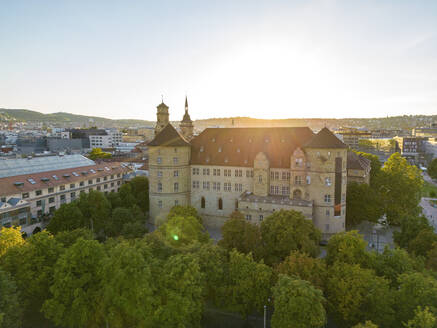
[1,1,436,121]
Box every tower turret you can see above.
[155,101,169,136]
[180,96,194,140]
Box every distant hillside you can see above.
[0,108,153,127]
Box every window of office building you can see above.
[36,190,42,196]
[60,185,65,191]
[48,187,54,193]
[70,184,75,188]
[36,200,42,207]
[22,192,29,199]
[49,197,55,203]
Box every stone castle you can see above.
[148,98,348,238]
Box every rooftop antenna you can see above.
[161,94,164,103]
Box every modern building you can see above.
[0,155,131,232]
[334,128,371,149]
[148,99,349,239]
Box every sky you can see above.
[1,0,437,121]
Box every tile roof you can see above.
[148,124,190,147]
[190,127,314,168]
[304,127,348,149]
[0,162,131,197]
[347,151,371,171]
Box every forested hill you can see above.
[0,108,153,127]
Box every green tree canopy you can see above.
[218,211,262,258]
[46,202,85,234]
[326,262,394,328]
[354,151,382,186]
[428,158,437,180]
[260,210,320,265]
[395,272,437,325]
[346,182,384,227]
[405,306,436,328]
[168,205,203,224]
[0,269,22,328]
[222,249,273,318]
[0,226,24,258]
[326,230,369,266]
[77,190,111,234]
[393,215,433,250]
[378,153,423,225]
[158,215,209,248]
[42,238,106,328]
[271,275,326,328]
[0,231,64,327]
[353,321,379,328]
[87,148,112,160]
[276,250,327,290]
[126,176,149,212]
[407,229,437,258]
[54,228,95,248]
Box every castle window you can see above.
[158,171,163,177]
[174,170,178,177]
[258,175,262,183]
[306,176,311,185]
[325,177,332,186]
[324,194,331,203]
[259,215,264,221]
[326,209,330,216]
[328,151,331,157]
[200,146,204,152]
[157,157,162,164]
[218,147,222,152]
[158,200,163,208]
[175,200,179,206]
[173,157,178,164]
[174,148,177,153]
[201,197,205,209]
[295,158,303,167]
[275,172,279,180]
[246,170,253,177]
[245,214,252,221]
[157,183,162,192]
[174,183,179,192]
[294,176,302,185]
[203,168,210,176]
[235,200,238,210]
[237,148,240,153]
[218,198,223,210]
[282,186,289,195]
[293,189,302,199]
[192,181,199,189]
[203,181,210,190]
[224,182,231,192]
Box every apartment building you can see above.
[0,155,131,231]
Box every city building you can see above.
[0,154,131,233]
[346,151,371,184]
[148,99,349,239]
[334,127,371,149]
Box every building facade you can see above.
[148,100,349,238]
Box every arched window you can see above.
[218,198,223,210]
[201,197,205,209]
[293,189,302,199]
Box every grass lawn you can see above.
[422,181,437,198]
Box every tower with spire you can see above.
[180,96,194,140]
[155,99,169,136]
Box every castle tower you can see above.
[148,124,191,225]
[303,128,348,238]
[155,101,169,136]
[180,96,194,140]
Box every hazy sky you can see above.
[1,0,437,121]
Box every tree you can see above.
[106,191,123,210]
[46,203,85,234]
[0,226,24,258]
[260,210,320,265]
[0,231,64,327]
[346,182,384,227]
[118,183,137,208]
[168,205,202,224]
[378,153,423,225]
[408,229,437,258]
[276,250,327,290]
[326,262,394,328]
[428,158,437,180]
[222,250,273,318]
[353,321,379,328]
[394,215,434,250]
[87,147,111,160]
[219,211,262,258]
[370,247,423,287]
[405,306,436,328]
[126,176,149,212]
[271,275,326,328]
[153,253,204,327]
[54,228,95,248]
[42,238,106,328]
[99,241,156,327]
[326,231,369,267]
[426,243,437,271]
[395,272,437,325]
[158,215,209,248]
[77,190,111,235]
[0,269,22,328]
